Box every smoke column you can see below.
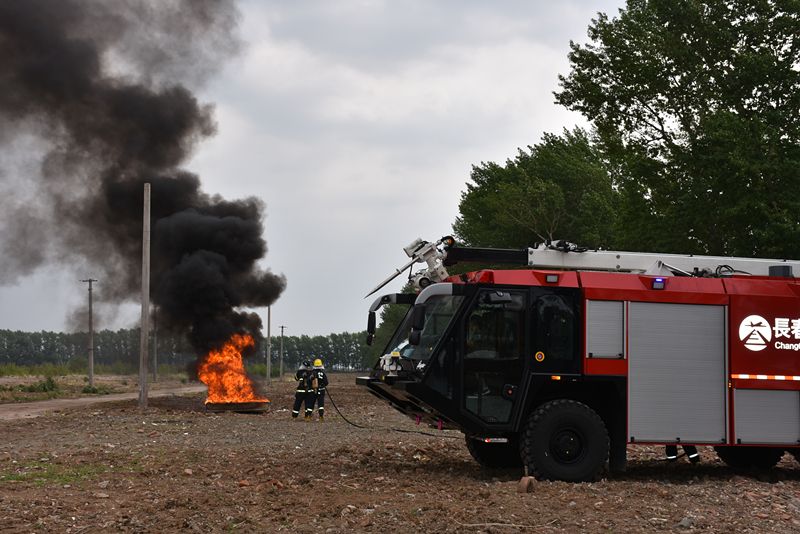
[0,0,286,355]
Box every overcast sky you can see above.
[0,0,624,337]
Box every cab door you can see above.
[528,287,581,375]
[461,288,528,425]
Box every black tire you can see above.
[465,436,522,468]
[521,399,609,482]
[714,446,784,469]
[788,448,800,464]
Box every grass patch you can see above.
[0,362,189,377]
[247,363,280,378]
[0,458,144,487]
[0,363,71,377]
[0,461,109,487]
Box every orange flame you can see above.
[198,333,269,404]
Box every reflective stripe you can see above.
[688,453,699,458]
[732,373,800,381]
[666,455,677,460]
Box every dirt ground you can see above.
[1,374,799,533]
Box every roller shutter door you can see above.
[628,302,726,443]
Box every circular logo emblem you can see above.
[534,351,545,362]
[739,315,771,352]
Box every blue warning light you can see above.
[652,277,666,290]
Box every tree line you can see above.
[0,328,372,372]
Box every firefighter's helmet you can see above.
[301,360,312,369]
[313,358,323,368]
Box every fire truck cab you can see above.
[357,238,800,481]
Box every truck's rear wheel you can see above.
[465,436,522,468]
[521,399,608,482]
[714,446,784,469]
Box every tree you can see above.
[556,0,800,257]
[453,128,618,249]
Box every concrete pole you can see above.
[266,306,272,384]
[81,278,97,387]
[138,183,151,410]
[279,325,285,380]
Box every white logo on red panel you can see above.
[739,315,771,352]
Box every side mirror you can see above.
[409,329,421,346]
[365,311,377,346]
[408,305,426,346]
[411,304,426,330]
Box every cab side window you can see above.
[465,292,525,360]
[535,294,575,361]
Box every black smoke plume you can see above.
[0,0,286,355]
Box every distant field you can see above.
[0,372,192,403]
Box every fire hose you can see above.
[324,387,459,440]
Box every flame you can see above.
[198,333,269,404]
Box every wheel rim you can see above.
[549,428,585,464]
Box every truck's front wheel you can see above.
[521,399,609,482]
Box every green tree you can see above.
[556,0,800,257]
[453,128,618,249]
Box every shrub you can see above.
[21,376,58,393]
[81,385,112,395]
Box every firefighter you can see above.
[308,358,329,421]
[666,444,700,464]
[292,361,313,420]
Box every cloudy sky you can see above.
[0,0,624,337]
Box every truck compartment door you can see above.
[628,302,726,444]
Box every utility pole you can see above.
[266,306,272,384]
[138,183,151,410]
[279,325,286,379]
[80,278,97,388]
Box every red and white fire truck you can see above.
[357,237,800,481]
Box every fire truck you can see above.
[357,236,800,481]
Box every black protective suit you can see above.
[308,368,329,419]
[291,366,313,419]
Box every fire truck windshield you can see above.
[384,295,465,361]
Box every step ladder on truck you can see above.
[357,236,800,481]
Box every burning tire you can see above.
[714,446,784,469]
[521,399,608,482]
[465,436,522,469]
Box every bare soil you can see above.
[1,374,799,533]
